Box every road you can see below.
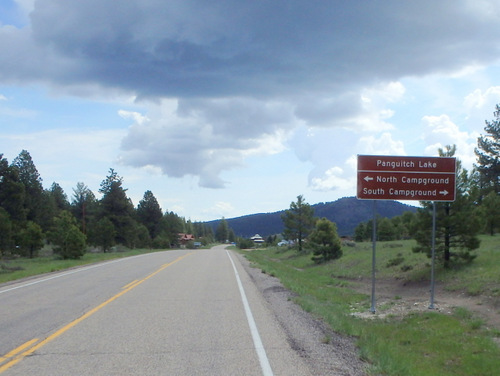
[0,245,313,375]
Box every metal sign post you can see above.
[370,200,377,313]
[429,202,437,309]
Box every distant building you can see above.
[178,233,195,246]
[250,234,265,244]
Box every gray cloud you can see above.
[1,1,496,97]
[2,1,500,187]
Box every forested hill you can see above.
[205,197,417,238]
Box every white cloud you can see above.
[422,114,476,168]
[2,127,126,196]
[118,97,298,188]
[357,132,406,156]
[463,86,500,133]
[310,166,354,192]
[118,110,149,125]
[202,201,235,219]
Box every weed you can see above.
[400,264,413,272]
[386,253,405,267]
[466,282,482,296]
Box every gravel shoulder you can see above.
[234,251,368,376]
[351,277,500,333]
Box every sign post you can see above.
[357,155,456,312]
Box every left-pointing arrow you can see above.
[364,176,373,182]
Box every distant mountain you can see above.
[205,196,417,238]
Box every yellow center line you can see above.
[0,252,193,374]
[0,339,39,366]
[122,279,140,289]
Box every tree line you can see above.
[281,104,500,268]
[0,151,214,259]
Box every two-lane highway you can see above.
[0,246,312,375]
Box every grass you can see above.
[241,236,500,376]
[0,248,164,284]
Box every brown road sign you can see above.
[357,155,456,201]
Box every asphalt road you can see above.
[0,245,313,375]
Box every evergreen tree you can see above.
[308,218,342,263]
[18,221,44,258]
[0,208,12,255]
[38,189,58,232]
[0,154,26,224]
[228,228,236,243]
[49,182,70,211]
[71,182,97,234]
[39,183,71,233]
[413,146,482,267]
[136,190,163,239]
[135,223,152,248]
[193,221,214,244]
[215,217,229,242]
[282,195,315,252]
[185,219,194,235]
[378,217,396,241]
[481,190,500,235]
[11,150,44,224]
[400,211,417,238]
[157,211,184,247]
[475,103,500,194]
[88,217,116,252]
[49,211,87,259]
[353,222,367,242]
[99,169,137,247]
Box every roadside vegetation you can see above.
[240,236,500,376]
[0,247,167,285]
[0,150,214,261]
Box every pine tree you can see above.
[98,169,137,247]
[49,211,87,259]
[0,154,26,224]
[18,221,44,258]
[308,218,342,263]
[136,190,163,239]
[475,103,500,194]
[88,217,116,252]
[0,208,13,255]
[481,190,500,235]
[281,195,315,252]
[413,146,482,267]
[215,217,229,242]
[71,182,97,234]
[11,150,44,224]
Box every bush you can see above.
[237,238,255,249]
[386,253,405,267]
[308,218,343,263]
[50,211,87,259]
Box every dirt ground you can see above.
[351,277,500,341]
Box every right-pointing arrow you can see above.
[440,190,449,196]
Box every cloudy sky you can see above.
[1,0,500,221]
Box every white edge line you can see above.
[226,250,274,376]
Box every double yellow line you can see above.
[0,253,192,373]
